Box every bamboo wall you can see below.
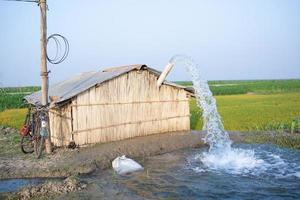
[50,69,191,146]
[49,105,72,146]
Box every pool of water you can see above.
[121,144,300,199]
[1,143,299,199]
[71,143,300,199]
[0,178,46,193]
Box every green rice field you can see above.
[176,79,300,95]
[0,86,39,112]
[0,80,300,132]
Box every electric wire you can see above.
[46,34,69,64]
[2,0,38,3]
[4,0,69,65]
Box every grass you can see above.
[0,108,28,129]
[245,133,300,149]
[0,86,39,112]
[176,79,300,95]
[190,92,300,132]
[0,109,29,157]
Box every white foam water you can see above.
[170,55,299,176]
[294,172,300,178]
[187,144,300,178]
[199,148,265,174]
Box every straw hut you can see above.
[25,65,194,147]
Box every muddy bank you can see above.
[3,175,86,200]
[1,130,299,180]
[0,131,207,179]
[1,130,300,199]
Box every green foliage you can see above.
[209,85,249,95]
[290,117,300,134]
[244,132,300,149]
[0,86,39,112]
[174,81,193,86]
[0,93,25,111]
[0,86,40,93]
[175,79,300,95]
[190,100,203,130]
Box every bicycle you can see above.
[19,106,50,158]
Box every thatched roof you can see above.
[24,64,193,106]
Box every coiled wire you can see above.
[46,34,69,64]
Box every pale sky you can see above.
[0,0,300,87]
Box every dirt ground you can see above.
[0,129,211,179]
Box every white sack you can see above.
[112,155,143,175]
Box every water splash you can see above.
[187,143,300,178]
[169,55,261,172]
[169,55,231,152]
[198,149,265,174]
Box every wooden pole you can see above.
[40,0,52,154]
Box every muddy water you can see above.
[0,178,46,193]
[1,131,299,199]
[56,150,186,200]
[56,143,300,200]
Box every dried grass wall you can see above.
[50,69,191,146]
[49,104,72,146]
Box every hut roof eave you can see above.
[24,64,194,107]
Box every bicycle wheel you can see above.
[34,136,45,159]
[20,135,34,154]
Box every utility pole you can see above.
[39,0,52,154]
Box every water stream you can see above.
[169,55,288,174]
[170,55,232,151]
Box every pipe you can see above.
[157,62,174,87]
